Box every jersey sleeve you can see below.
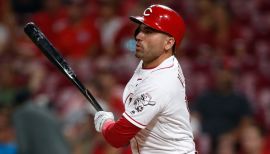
[123,82,169,129]
[102,116,141,148]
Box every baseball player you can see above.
[94,4,196,154]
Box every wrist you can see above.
[94,111,114,132]
[102,119,115,133]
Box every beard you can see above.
[135,51,142,59]
[135,48,144,59]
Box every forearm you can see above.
[102,116,141,148]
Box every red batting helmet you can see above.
[130,4,186,47]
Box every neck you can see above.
[142,52,173,69]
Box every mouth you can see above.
[136,44,142,51]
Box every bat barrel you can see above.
[24,22,41,43]
[24,22,103,112]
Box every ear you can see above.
[164,37,175,51]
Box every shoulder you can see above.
[149,60,183,90]
[139,73,182,100]
[135,57,184,93]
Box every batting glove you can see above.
[94,111,114,132]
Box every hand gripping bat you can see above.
[24,22,103,111]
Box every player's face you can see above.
[135,24,174,67]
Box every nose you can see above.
[135,31,143,42]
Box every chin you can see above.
[135,51,143,59]
[135,53,142,59]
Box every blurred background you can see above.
[0,0,270,154]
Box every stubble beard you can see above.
[135,49,144,59]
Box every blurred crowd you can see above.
[0,0,270,154]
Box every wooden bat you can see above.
[24,22,103,111]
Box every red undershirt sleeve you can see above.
[101,115,141,148]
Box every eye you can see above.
[134,25,160,38]
[141,27,157,34]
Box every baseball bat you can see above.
[24,22,103,111]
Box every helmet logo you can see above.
[143,8,152,16]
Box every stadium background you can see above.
[0,0,270,153]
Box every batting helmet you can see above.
[130,4,186,47]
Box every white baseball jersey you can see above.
[122,56,196,154]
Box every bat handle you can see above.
[74,77,104,111]
[85,90,103,111]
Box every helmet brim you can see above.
[129,16,158,31]
[129,16,144,24]
[129,16,173,38]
